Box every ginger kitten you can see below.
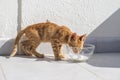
[10,21,86,60]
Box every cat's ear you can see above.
[70,33,77,42]
[79,34,87,41]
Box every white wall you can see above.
[0,0,17,38]
[0,0,17,54]
[22,0,120,36]
[0,0,120,54]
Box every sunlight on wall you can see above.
[0,0,17,38]
[22,0,120,36]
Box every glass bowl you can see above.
[66,44,95,62]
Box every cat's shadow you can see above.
[5,54,80,64]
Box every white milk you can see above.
[69,52,89,61]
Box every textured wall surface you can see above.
[0,0,17,38]
[22,0,120,36]
[0,0,17,54]
[0,0,120,54]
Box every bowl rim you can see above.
[83,44,95,48]
[66,44,95,49]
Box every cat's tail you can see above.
[10,30,25,57]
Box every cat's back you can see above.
[31,21,60,41]
[23,21,71,42]
[24,21,59,31]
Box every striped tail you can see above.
[10,30,25,57]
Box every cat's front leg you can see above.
[51,39,64,60]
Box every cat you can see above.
[10,21,86,60]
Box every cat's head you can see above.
[68,33,87,53]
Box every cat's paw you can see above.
[55,57,61,61]
[59,53,65,58]
[35,54,44,58]
[55,54,64,61]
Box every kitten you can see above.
[10,21,86,60]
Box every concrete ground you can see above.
[0,53,120,80]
